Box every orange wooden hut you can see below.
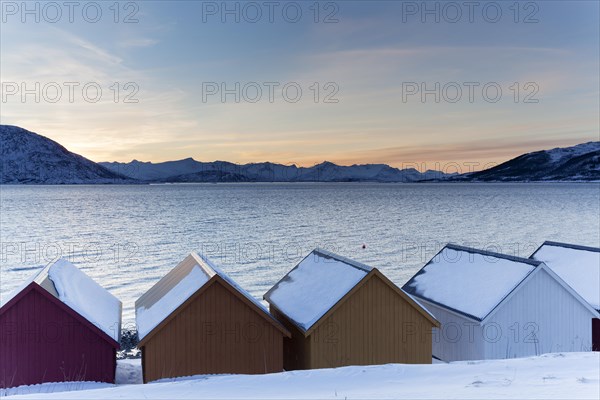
[264,249,440,370]
[136,253,290,382]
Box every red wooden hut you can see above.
[0,258,121,388]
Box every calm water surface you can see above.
[1,183,599,323]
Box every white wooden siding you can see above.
[484,268,594,359]
[420,300,484,362]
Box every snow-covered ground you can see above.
[2,353,598,399]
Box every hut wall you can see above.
[141,280,284,382]
[0,286,116,388]
[484,268,594,359]
[308,274,435,369]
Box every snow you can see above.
[1,260,122,342]
[532,243,600,311]
[545,142,600,163]
[100,158,455,183]
[136,253,280,341]
[47,258,122,342]
[265,250,370,331]
[3,353,598,399]
[404,246,536,320]
[0,382,111,398]
[115,359,143,385]
[136,264,210,340]
[0,360,141,397]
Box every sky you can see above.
[1,0,599,171]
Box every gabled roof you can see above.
[403,244,541,321]
[136,253,289,345]
[264,249,371,333]
[264,249,439,335]
[531,241,600,311]
[0,282,120,349]
[0,258,122,344]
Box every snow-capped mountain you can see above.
[100,159,453,183]
[0,125,132,184]
[461,142,600,182]
[2,124,597,184]
[107,141,598,183]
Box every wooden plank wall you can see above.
[142,281,284,382]
[309,274,434,368]
[271,274,435,371]
[270,307,311,370]
[0,289,116,388]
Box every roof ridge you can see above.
[137,253,291,344]
[403,244,542,321]
[314,248,373,272]
[263,249,372,333]
[190,252,218,277]
[135,253,212,312]
[446,243,542,266]
[540,241,600,253]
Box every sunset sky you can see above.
[1,1,599,171]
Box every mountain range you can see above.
[99,159,452,183]
[1,125,598,184]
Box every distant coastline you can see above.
[2,125,599,184]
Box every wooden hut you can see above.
[530,241,600,351]
[263,249,440,370]
[0,258,121,388]
[403,244,599,362]
[135,253,290,383]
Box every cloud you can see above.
[1,3,597,166]
[327,135,598,172]
[118,38,159,48]
[0,24,199,162]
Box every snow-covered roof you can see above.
[403,244,541,321]
[135,254,212,340]
[264,249,372,332]
[531,241,600,311]
[1,258,122,342]
[136,252,285,341]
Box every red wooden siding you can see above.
[0,284,117,388]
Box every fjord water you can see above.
[1,183,599,323]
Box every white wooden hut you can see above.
[530,241,600,350]
[402,244,599,362]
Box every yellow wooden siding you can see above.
[309,274,434,369]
